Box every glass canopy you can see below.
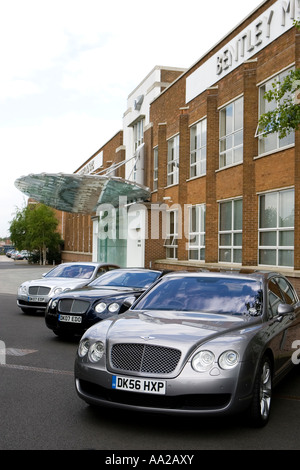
[15,173,151,214]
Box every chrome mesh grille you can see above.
[111,343,181,374]
[28,286,51,295]
[58,299,90,314]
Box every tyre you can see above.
[248,354,272,427]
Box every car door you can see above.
[275,276,300,368]
[268,276,300,376]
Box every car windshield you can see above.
[89,271,160,289]
[45,265,95,279]
[134,276,263,316]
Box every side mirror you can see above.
[277,303,295,316]
[122,296,136,309]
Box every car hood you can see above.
[104,309,262,352]
[23,278,91,289]
[56,286,143,300]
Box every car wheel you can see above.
[248,355,272,427]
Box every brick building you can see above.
[143,0,299,284]
[19,0,300,288]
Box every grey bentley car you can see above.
[74,270,300,427]
[17,262,119,313]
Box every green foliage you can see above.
[258,68,300,139]
[9,203,63,264]
[258,21,300,139]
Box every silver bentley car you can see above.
[74,270,300,427]
[17,262,119,313]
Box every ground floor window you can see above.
[259,189,294,267]
[97,209,127,266]
[164,210,178,259]
[188,204,206,260]
[219,198,242,264]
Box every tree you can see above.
[258,21,300,139]
[10,203,62,265]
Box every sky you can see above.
[0,0,263,238]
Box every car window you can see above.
[45,265,95,279]
[268,278,284,317]
[89,271,160,288]
[134,276,263,316]
[276,277,298,305]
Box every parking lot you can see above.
[0,258,300,452]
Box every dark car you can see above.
[74,270,300,427]
[45,268,167,338]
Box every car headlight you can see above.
[192,350,215,372]
[108,302,120,313]
[19,285,27,295]
[51,300,58,309]
[53,287,63,295]
[218,350,239,370]
[95,302,107,313]
[78,339,90,358]
[88,341,105,362]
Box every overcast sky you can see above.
[0,0,263,238]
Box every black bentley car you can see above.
[45,268,167,338]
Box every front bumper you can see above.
[17,295,50,310]
[74,360,253,416]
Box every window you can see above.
[167,135,179,186]
[164,210,178,259]
[258,68,295,155]
[259,189,294,267]
[190,119,207,178]
[219,199,242,263]
[188,204,206,261]
[219,97,243,168]
[133,119,144,151]
[153,147,158,191]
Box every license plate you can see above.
[58,314,82,323]
[28,296,44,302]
[112,375,166,395]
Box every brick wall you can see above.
[145,0,297,274]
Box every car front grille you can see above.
[110,343,181,375]
[58,299,90,314]
[28,286,51,295]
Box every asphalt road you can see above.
[0,259,300,452]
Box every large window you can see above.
[258,68,295,155]
[219,199,242,264]
[190,119,207,178]
[188,204,206,261]
[259,189,294,267]
[133,119,144,151]
[164,210,178,259]
[219,97,243,168]
[167,135,179,186]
